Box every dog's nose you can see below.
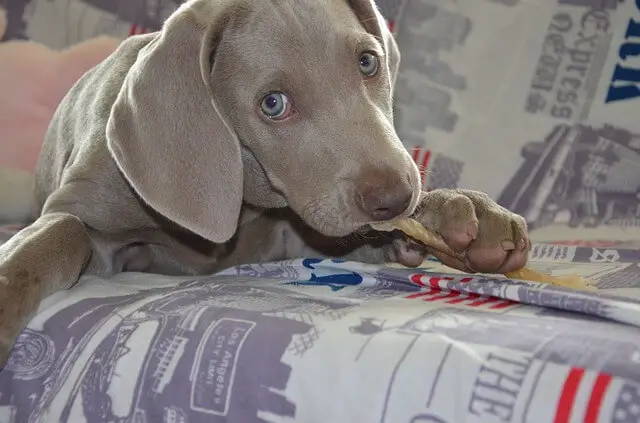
[356,171,413,221]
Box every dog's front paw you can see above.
[0,339,11,369]
[0,292,20,369]
[0,274,35,369]
[391,189,531,273]
[0,309,16,369]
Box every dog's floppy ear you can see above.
[106,0,245,243]
[347,0,400,89]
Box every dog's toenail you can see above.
[501,240,516,250]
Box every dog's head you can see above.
[107,0,421,242]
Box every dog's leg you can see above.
[0,212,91,366]
[342,189,531,273]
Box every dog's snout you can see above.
[356,170,413,221]
[360,187,412,221]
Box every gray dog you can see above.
[0,0,530,366]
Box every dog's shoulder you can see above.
[34,34,159,232]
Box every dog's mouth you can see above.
[299,213,367,238]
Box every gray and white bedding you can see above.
[3,0,640,421]
[2,225,640,422]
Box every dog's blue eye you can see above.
[260,92,290,120]
[359,52,379,77]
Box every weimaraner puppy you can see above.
[0,0,530,366]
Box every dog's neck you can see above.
[240,146,288,209]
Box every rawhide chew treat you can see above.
[373,218,596,291]
[505,267,596,291]
[370,218,456,256]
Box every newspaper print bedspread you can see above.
[391,0,640,247]
[1,223,640,423]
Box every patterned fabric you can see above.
[426,153,465,190]
[391,0,640,245]
[0,233,640,422]
[0,0,401,43]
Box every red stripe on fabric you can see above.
[489,300,519,310]
[388,20,395,33]
[405,288,441,299]
[466,296,500,307]
[446,293,481,304]
[584,374,612,423]
[420,150,431,170]
[429,276,453,288]
[412,146,421,162]
[424,290,461,302]
[129,24,137,36]
[419,150,431,183]
[553,368,585,423]
[410,274,427,287]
